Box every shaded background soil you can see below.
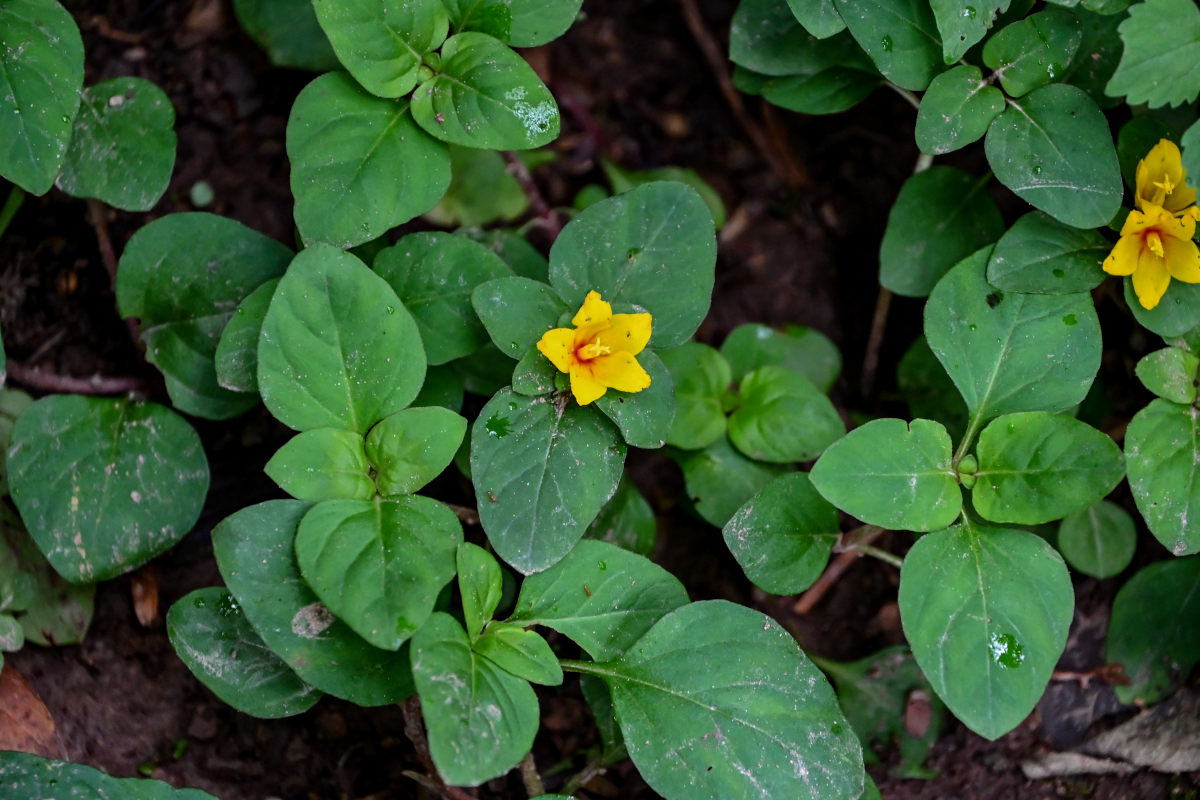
[3,1,1199,798]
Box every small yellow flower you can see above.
[1103,202,1200,310]
[1135,139,1197,215]
[536,291,652,405]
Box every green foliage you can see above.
[441,0,584,47]
[1057,500,1136,578]
[232,0,340,71]
[1126,399,1200,555]
[982,7,1081,97]
[660,342,731,449]
[985,211,1109,294]
[1106,0,1200,108]
[720,323,841,392]
[8,396,208,583]
[914,66,1004,155]
[677,435,789,527]
[0,751,216,799]
[728,365,845,462]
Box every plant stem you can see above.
[953,409,985,466]
[794,526,886,614]
[0,184,25,241]
[887,83,921,111]
[859,286,892,400]
[518,752,544,797]
[561,755,607,796]
[851,543,904,569]
[6,360,151,396]
[502,151,561,239]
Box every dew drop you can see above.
[1063,314,1077,326]
[962,5,977,17]
[880,35,893,52]
[989,632,1024,668]
[968,323,977,331]
[484,414,511,438]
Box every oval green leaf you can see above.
[474,622,563,686]
[0,751,216,799]
[0,0,84,194]
[168,587,322,718]
[984,83,1122,229]
[722,471,839,595]
[258,245,426,434]
[1126,399,1200,555]
[833,0,942,91]
[458,541,503,639]
[972,412,1125,525]
[7,396,208,584]
[287,72,450,249]
[915,65,1004,156]
[411,612,538,787]
[264,428,375,502]
[295,496,462,650]
[472,389,624,574]
[1057,499,1136,579]
[925,247,1101,421]
[729,365,846,462]
[594,350,675,449]
[211,499,415,705]
[232,0,340,71]
[985,211,1108,294]
[214,278,279,395]
[721,322,841,392]
[365,406,467,496]
[930,0,1007,63]
[810,417,960,532]
[116,213,292,419]
[898,521,1074,740]
[1135,346,1200,404]
[659,342,730,450]
[411,32,559,149]
[508,539,688,661]
[981,7,1082,97]
[880,167,1004,298]
[549,182,717,349]
[472,276,568,360]
[313,0,448,98]
[676,434,788,527]
[442,0,584,46]
[592,600,864,800]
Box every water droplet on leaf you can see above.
[989,632,1024,668]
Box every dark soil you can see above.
[4,1,1200,799]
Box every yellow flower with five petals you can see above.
[536,291,652,405]
[1103,202,1200,310]
[1135,139,1197,215]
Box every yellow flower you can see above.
[1103,202,1200,310]
[536,290,652,405]
[1135,139,1197,215]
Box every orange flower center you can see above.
[1145,229,1165,259]
[576,338,610,361]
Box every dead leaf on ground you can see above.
[0,662,59,758]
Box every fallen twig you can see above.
[6,360,150,396]
[793,527,887,615]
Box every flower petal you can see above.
[571,290,612,328]
[1103,234,1142,276]
[1132,254,1171,309]
[589,352,652,394]
[596,312,652,355]
[1163,236,1200,283]
[537,327,577,374]
[570,364,608,405]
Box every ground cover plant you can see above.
[2,0,1200,798]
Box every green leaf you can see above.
[511,347,558,396]
[930,0,1009,63]
[925,247,1101,421]
[723,471,839,594]
[264,428,375,502]
[593,350,675,449]
[588,600,864,800]
[57,77,176,211]
[1124,277,1200,338]
[1060,7,1124,109]
[458,541,503,639]
[472,276,568,360]
[168,587,322,718]
[729,365,845,462]
[899,521,1073,740]
[0,502,93,646]
[971,412,1125,524]
[833,0,943,91]
[373,232,510,366]
[0,0,84,194]
[759,65,880,115]
[676,435,788,527]
[915,66,1005,156]
[0,613,22,651]
[985,211,1108,294]
[0,388,33,496]
[313,0,448,98]
[411,32,559,149]
[897,335,968,442]
[295,496,462,650]
[1126,399,1200,555]
[981,7,1082,97]
[508,539,688,661]
[601,160,728,230]
[549,182,717,349]
[1135,346,1200,404]
[454,342,515,396]
[0,751,217,799]
[584,475,657,555]
[425,146,528,227]
[258,245,426,434]
[1118,114,1176,191]
[810,418,960,531]
[214,278,278,395]
[117,213,292,419]
[720,322,841,392]
[7,396,208,583]
[441,0,584,46]
[879,167,1004,298]
[1107,557,1200,704]
[462,228,549,282]
[984,83,1122,229]
[212,500,414,705]
[788,0,847,37]
[415,364,465,412]
[1107,0,1200,108]
[287,72,449,249]
[474,622,563,685]
[730,0,824,75]
[471,389,625,574]
[365,406,466,495]
[1057,499,1136,579]
[659,342,730,450]
[411,612,538,786]
[232,0,340,71]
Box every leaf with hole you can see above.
[7,396,208,584]
[899,520,1073,740]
